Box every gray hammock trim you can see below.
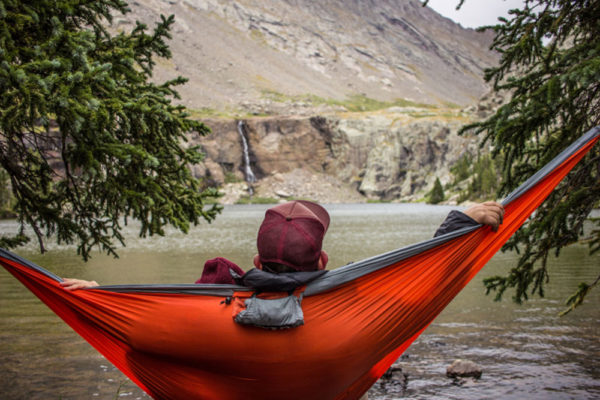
[0,248,63,282]
[0,246,250,296]
[1,126,598,297]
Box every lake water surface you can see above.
[1,203,599,399]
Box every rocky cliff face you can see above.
[193,110,482,203]
[114,0,503,203]
[118,0,498,111]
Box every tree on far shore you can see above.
[424,0,599,313]
[0,0,220,260]
[428,177,445,204]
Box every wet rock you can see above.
[382,364,409,384]
[369,363,409,397]
[446,359,482,379]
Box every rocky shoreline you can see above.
[219,168,366,205]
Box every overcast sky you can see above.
[426,0,526,29]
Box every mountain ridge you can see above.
[118,0,499,113]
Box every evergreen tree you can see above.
[428,177,445,204]
[0,167,15,218]
[0,0,220,259]
[468,154,499,201]
[450,153,472,184]
[425,0,600,313]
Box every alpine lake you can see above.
[1,203,599,399]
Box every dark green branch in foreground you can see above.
[0,0,221,260]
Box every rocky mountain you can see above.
[112,0,505,203]
[118,0,499,112]
[190,106,501,204]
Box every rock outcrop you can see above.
[327,114,478,201]
[193,110,482,203]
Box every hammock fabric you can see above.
[1,126,599,400]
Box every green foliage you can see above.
[468,154,500,200]
[0,167,16,218]
[450,154,472,183]
[0,0,221,260]
[559,278,597,317]
[448,153,502,202]
[456,0,600,312]
[366,198,391,204]
[1,164,28,252]
[427,177,445,204]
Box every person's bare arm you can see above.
[463,201,505,231]
[60,278,99,290]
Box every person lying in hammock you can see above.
[60,200,504,290]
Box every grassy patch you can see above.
[235,196,279,204]
[340,95,435,112]
[366,198,391,203]
[260,90,437,113]
[187,107,261,120]
[407,111,438,118]
[190,92,457,119]
[285,196,319,203]
[249,29,267,45]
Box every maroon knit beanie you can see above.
[257,201,330,272]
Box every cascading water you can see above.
[237,121,256,193]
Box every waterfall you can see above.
[237,120,256,185]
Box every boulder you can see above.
[446,359,483,379]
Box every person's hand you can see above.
[463,201,505,232]
[60,278,99,290]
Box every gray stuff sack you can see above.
[234,294,304,329]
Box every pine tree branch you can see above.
[458,0,600,313]
[0,1,221,260]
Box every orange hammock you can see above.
[1,127,599,400]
